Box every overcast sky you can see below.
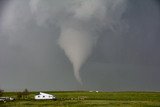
[0,0,160,91]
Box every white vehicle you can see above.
[0,98,6,103]
[0,97,15,101]
[35,92,56,100]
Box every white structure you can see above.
[35,92,56,100]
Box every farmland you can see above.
[1,91,160,107]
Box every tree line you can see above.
[0,88,30,100]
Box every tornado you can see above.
[58,0,107,83]
[58,0,127,83]
[58,27,94,84]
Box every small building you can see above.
[34,92,56,100]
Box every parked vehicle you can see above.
[0,97,15,103]
[0,98,6,103]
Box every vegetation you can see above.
[0,89,4,97]
[0,91,160,107]
[16,88,29,100]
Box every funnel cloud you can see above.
[59,27,94,84]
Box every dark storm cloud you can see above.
[0,0,8,25]
[92,0,160,65]
[0,0,160,91]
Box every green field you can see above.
[1,91,160,107]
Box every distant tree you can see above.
[16,89,30,100]
[0,89,4,97]
[16,92,22,100]
[22,88,29,99]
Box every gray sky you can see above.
[0,0,160,91]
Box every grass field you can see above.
[0,91,160,107]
